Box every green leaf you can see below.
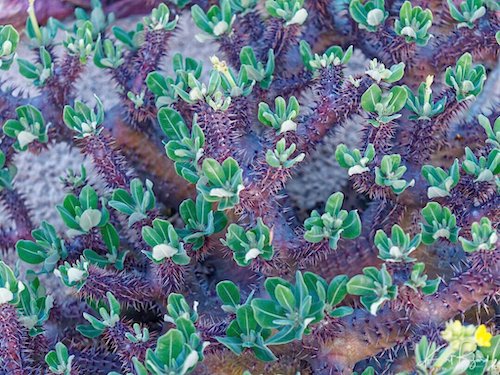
[217,336,244,355]
[236,305,257,336]
[346,275,375,296]
[17,59,39,79]
[216,280,240,307]
[329,306,354,318]
[76,324,105,338]
[79,185,98,210]
[361,84,382,112]
[421,278,440,295]
[388,86,408,112]
[16,240,45,264]
[253,341,277,362]
[202,158,226,186]
[157,107,189,140]
[155,329,184,364]
[274,284,296,312]
[100,223,119,250]
[251,299,286,329]
[327,275,349,306]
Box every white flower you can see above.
[152,243,178,261]
[80,121,97,135]
[369,296,387,315]
[2,40,13,55]
[17,130,37,149]
[348,165,370,176]
[366,9,385,27]
[39,67,52,82]
[365,60,392,83]
[0,287,14,304]
[400,26,417,39]
[303,317,315,329]
[489,232,498,246]
[433,228,450,239]
[461,80,475,93]
[348,75,361,87]
[279,119,297,133]
[67,267,86,284]
[213,21,229,36]
[389,246,403,259]
[428,186,449,199]
[209,188,235,198]
[287,8,308,26]
[244,248,262,262]
[189,87,204,102]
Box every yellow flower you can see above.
[210,56,229,74]
[474,325,492,347]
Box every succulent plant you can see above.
[196,157,244,210]
[0,261,25,305]
[178,195,227,250]
[266,138,305,169]
[459,217,498,252]
[364,60,405,84]
[374,224,422,262]
[192,0,234,41]
[251,271,325,345]
[447,0,487,29]
[349,0,389,32]
[361,84,408,126]
[258,96,300,134]
[3,105,49,151]
[375,154,415,194]
[444,53,486,102]
[299,41,353,71]
[142,219,191,265]
[394,1,433,45]
[421,159,460,199]
[0,25,19,70]
[420,202,460,245]
[335,143,376,176]
[266,0,308,26]
[404,262,441,295]
[404,75,447,120]
[16,221,68,273]
[478,114,500,148]
[462,147,499,182]
[222,218,274,266]
[63,96,105,138]
[347,264,398,315]
[45,342,74,375]
[109,178,156,227]
[304,192,362,250]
